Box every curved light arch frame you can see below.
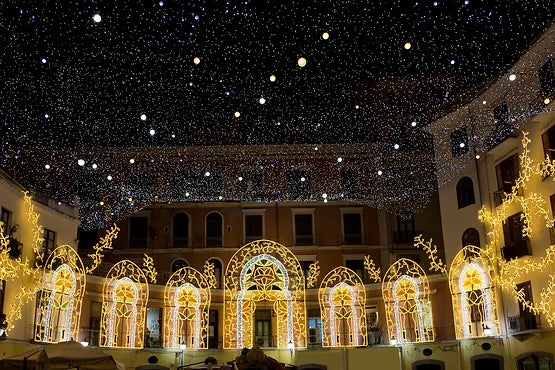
[223,239,306,349]
[100,260,149,349]
[163,266,211,349]
[382,258,434,344]
[34,245,86,344]
[318,266,367,347]
[448,246,500,339]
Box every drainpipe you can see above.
[275,202,279,243]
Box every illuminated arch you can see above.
[34,245,85,343]
[224,240,306,349]
[319,267,367,347]
[449,246,500,339]
[164,266,211,349]
[100,260,148,348]
[382,258,434,344]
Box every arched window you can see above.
[457,177,475,209]
[412,360,445,370]
[207,258,223,289]
[517,353,554,370]
[206,212,223,247]
[470,354,503,370]
[172,213,189,248]
[171,259,189,273]
[462,228,480,248]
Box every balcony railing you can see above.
[508,314,540,333]
[502,239,532,261]
[493,187,523,207]
[393,231,421,244]
[344,233,362,245]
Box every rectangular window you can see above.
[451,126,469,157]
[245,214,263,243]
[294,213,313,245]
[516,281,537,330]
[129,216,148,248]
[42,229,56,256]
[542,125,555,160]
[342,213,362,244]
[395,212,415,243]
[539,58,555,96]
[345,259,368,284]
[0,208,11,230]
[495,154,519,194]
[502,212,531,260]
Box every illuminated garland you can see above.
[203,260,218,289]
[142,254,158,284]
[306,261,320,288]
[364,255,382,282]
[85,224,120,274]
[23,192,45,267]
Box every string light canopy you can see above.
[0,1,552,227]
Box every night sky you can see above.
[0,0,553,227]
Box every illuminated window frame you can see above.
[319,266,367,347]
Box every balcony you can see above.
[508,314,542,341]
[493,187,523,207]
[502,239,532,261]
[393,230,421,244]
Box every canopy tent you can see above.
[0,341,125,370]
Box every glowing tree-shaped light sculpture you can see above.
[100,260,149,348]
[223,240,306,349]
[382,258,434,344]
[449,246,500,339]
[164,266,211,349]
[319,266,367,347]
[34,245,86,343]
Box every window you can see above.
[516,281,538,331]
[171,259,189,273]
[395,212,415,243]
[206,212,223,247]
[539,58,555,97]
[542,125,555,161]
[517,353,553,370]
[496,154,519,194]
[207,258,223,289]
[502,212,531,260]
[470,354,503,370]
[456,177,475,208]
[0,207,11,229]
[451,126,469,157]
[462,228,480,248]
[294,213,314,245]
[288,170,311,200]
[342,212,362,244]
[244,214,263,243]
[345,259,368,284]
[412,360,445,370]
[42,229,56,256]
[77,227,98,250]
[340,168,359,198]
[129,216,148,248]
[172,212,189,248]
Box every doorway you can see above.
[255,309,272,347]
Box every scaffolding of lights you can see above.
[449,246,500,339]
[223,239,306,349]
[100,260,148,348]
[34,245,85,343]
[164,266,211,349]
[319,266,367,347]
[382,258,434,344]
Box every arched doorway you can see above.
[223,240,306,349]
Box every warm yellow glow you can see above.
[319,267,367,347]
[306,261,320,288]
[364,255,381,282]
[24,192,45,267]
[100,260,149,348]
[142,253,158,283]
[297,57,307,67]
[85,224,120,274]
[270,74,276,82]
[382,258,434,344]
[163,266,211,349]
[404,42,411,50]
[34,246,86,343]
[322,32,329,40]
[223,240,306,349]
[193,57,200,65]
[204,260,217,289]
[234,111,240,118]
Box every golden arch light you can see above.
[319,266,367,347]
[223,240,306,349]
[164,266,211,349]
[382,258,434,344]
[449,246,500,339]
[34,245,85,343]
[100,260,148,348]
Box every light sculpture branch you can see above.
[23,192,45,267]
[306,261,320,288]
[85,224,120,274]
[142,253,158,284]
[204,260,218,289]
[364,255,382,282]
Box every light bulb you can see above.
[77,159,85,166]
[322,32,329,40]
[270,74,276,82]
[92,14,101,23]
[298,57,307,67]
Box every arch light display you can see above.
[34,245,86,343]
[100,260,149,348]
[449,246,500,339]
[319,266,367,347]
[382,258,434,344]
[224,240,306,349]
[164,266,211,349]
